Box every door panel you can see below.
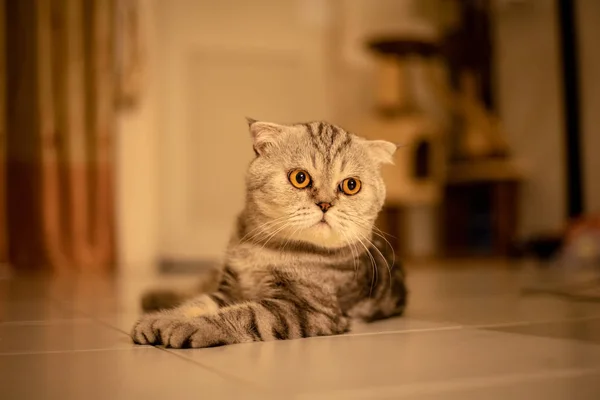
[157,0,332,260]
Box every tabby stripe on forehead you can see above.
[329,124,340,147]
[316,123,330,153]
[322,123,334,150]
[332,134,352,161]
[320,122,330,143]
[306,123,323,152]
[304,122,318,141]
[305,122,317,138]
[317,121,325,136]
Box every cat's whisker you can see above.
[339,229,359,276]
[348,234,362,280]
[346,216,396,268]
[258,218,300,250]
[244,216,297,245]
[354,235,377,297]
[281,225,303,252]
[360,226,396,270]
[356,230,393,290]
[239,215,290,244]
[340,211,397,240]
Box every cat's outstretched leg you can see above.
[132,297,348,348]
[132,272,349,348]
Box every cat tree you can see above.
[358,37,449,258]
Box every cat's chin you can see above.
[292,224,350,250]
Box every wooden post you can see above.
[0,0,6,263]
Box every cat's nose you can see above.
[317,202,332,212]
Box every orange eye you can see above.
[340,177,361,195]
[288,169,311,189]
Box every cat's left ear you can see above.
[246,117,283,156]
[365,140,398,165]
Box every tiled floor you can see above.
[2,261,600,399]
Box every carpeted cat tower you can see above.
[359,37,449,259]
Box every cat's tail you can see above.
[141,289,188,312]
[140,268,222,312]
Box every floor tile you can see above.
[0,347,270,400]
[408,294,600,326]
[55,275,208,316]
[488,316,600,344]
[4,263,600,398]
[96,312,141,335]
[301,367,600,399]
[0,320,134,354]
[0,299,82,323]
[349,317,459,335]
[170,326,600,397]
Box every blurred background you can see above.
[1,0,599,275]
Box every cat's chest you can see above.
[226,243,327,272]
[225,242,361,297]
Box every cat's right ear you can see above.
[246,117,282,156]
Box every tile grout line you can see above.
[55,300,278,396]
[159,347,279,396]
[38,294,600,341]
[340,314,600,339]
[298,366,600,399]
[472,314,600,329]
[0,317,95,326]
[0,346,151,356]
[9,293,600,340]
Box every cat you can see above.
[131,119,407,348]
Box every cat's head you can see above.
[244,119,396,250]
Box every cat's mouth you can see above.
[317,217,330,227]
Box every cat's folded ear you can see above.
[246,117,283,156]
[365,140,398,165]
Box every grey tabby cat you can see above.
[131,119,407,348]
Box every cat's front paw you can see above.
[131,313,185,346]
[131,314,214,348]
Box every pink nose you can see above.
[317,202,332,212]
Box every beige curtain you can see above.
[6,0,117,271]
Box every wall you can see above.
[115,0,160,272]
[154,0,334,262]
[333,0,441,126]
[493,1,566,237]
[116,0,443,267]
[115,1,599,268]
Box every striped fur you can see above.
[132,121,407,348]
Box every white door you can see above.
[156,0,333,261]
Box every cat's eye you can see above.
[288,169,311,189]
[339,177,361,196]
